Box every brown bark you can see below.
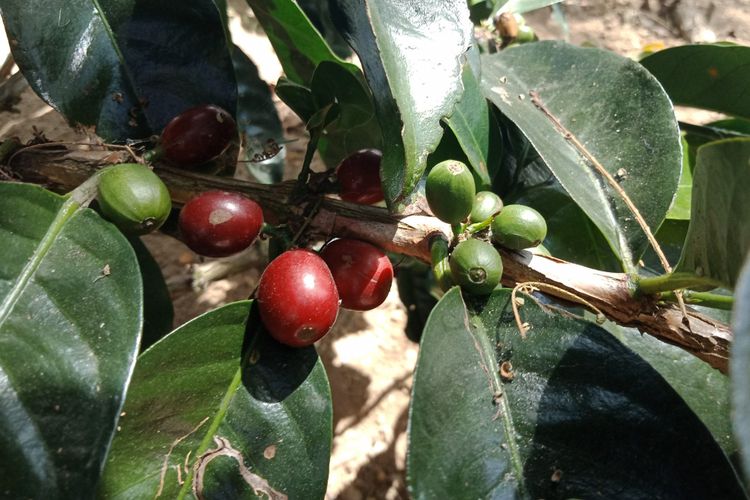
[4,145,733,374]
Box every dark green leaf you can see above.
[232,45,285,184]
[395,259,438,343]
[732,259,750,483]
[99,301,332,499]
[0,183,141,498]
[128,236,173,351]
[297,0,352,59]
[0,0,236,141]
[607,323,734,454]
[329,0,474,208]
[444,63,491,189]
[641,44,750,119]
[481,42,682,269]
[241,302,319,402]
[408,288,745,498]
[676,138,750,289]
[275,77,318,123]
[246,0,355,85]
[311,60,373,129]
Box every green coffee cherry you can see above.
[516,25,536,44]
[449,238,503,296]
[425,160,476,224]
[491,204,547,250]
[470,191,504,223]
[97,163,172,235]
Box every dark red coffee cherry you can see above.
[178,191,263,258]
[320,238,393,311]
[160,104,237,167]
[257,249,340,347]
[336,149,384,204]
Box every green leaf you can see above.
[241,302,320,402]
[641,44,750,119]
[607,323,734,454]
[732,258,750,483]
[128,236,173,351]
[232,45,285,184]
[407,288,745,498]
[676,138,750,289]
[0,0,236,141]
[444,63,491,189]
[275,78,318,123]
[329,0,474,208]
[99,301,331,499]
[481,42,682,269]
[246,0,355,85]
[395,259,438,343]
[0,183,141,498]
[311,61,373,129]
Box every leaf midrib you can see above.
[0,197,79,327]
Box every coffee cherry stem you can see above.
[430,235,454,291]
[465,216,494,235]
[260,222,294,248]
[142,145,163,164]
[294,127,322,198]
[451,223,465,241]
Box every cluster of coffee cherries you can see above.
[95,116,393,348]
[425,159,548,296]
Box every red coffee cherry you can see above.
[160,104,237,167]
[178,191,263,257]
[320,238,393,311]
[336,149,384,204]
[257,249,340,347]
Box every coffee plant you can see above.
[0,0,749,498]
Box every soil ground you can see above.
[1,1,749,498]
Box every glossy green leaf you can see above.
[0,0,236,141]
[408,288,745,498]
[311,60,373,129]
[482,42,682,269]
[275,78,318,123]
[607,323,734,453]
[246,0,355,85]
[100,301,332,499]
[232,45,285,184]
[128,236,173,351]
[641,44,750,119]
[241,302,320,402]
[0,183,141,498]
[732,258,750,483]
[329,0,474,208]
[444,63,491,189]
[676,138,750,289]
